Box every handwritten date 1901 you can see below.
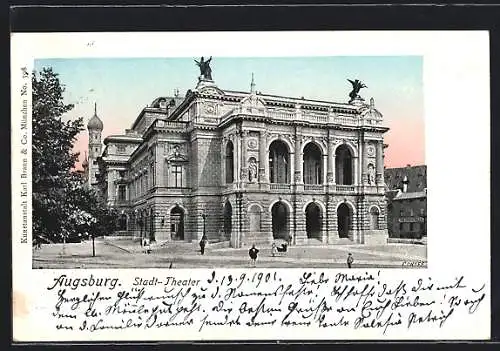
[207,271,279,288]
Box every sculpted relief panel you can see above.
[166,143,188,161]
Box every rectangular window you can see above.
[409,222,414,231]
[409,208,414,216]
[399,223,403,231]
[118,185,126,201]
[173,165,183,187]
[399,209,404,217]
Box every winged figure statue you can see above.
[347,79,367,101]
[195,56,213,80]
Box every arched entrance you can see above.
[269,140,290,183]
[170,206,184,240]
[223,201,232,240]
[370,207,380,230]
[335,145,354,185]
[119,213,127,231]
[272,201,289,240]
[303,143,323,184]
[337,203,353,239]
[305,202,322,240]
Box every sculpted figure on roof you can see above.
[195,56,213,80]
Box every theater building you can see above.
[86,61,390,247]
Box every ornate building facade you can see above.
[87,60,390,247]
[385,165,427,240]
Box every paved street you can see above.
[32,237,427,269]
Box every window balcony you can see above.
[334,184,356,193]
[304,184,325,191]
[270,183,291,190]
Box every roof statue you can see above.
[347,79,367,103]
[195,56,213,80]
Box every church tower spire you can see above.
[87,102,103,186]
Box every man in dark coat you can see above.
[347,253,354,268]
[248,244,259,267]
[200,234,208,255]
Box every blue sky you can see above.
[35,56,424,167]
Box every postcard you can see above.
[11,31,490,341]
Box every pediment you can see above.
[198,85,225,97]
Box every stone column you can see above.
[376,140,384,185]
[235,134,241,184]
[326,198,338,243]
[108,172,114,201]
[240,131,248,182]
[362,141,369,185]
[353,157,359,186]
[221,138,226,185]
[294,136,303,184]
[322,154,328,185]
[327,139,335,184]
[259,131,268,183]
[155,143,164,187]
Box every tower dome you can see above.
[87,103,103,130]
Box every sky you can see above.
[34,56,424,169]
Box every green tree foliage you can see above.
[32,67,115,243]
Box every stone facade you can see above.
[385,165,427,239]
[90,71,390,247]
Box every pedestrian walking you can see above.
[347,253,354,268]
[249,244,259,267]
[200,234,208,255]
[144,238,151,254]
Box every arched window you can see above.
[225,142,234,183]
[370,207,380,230]
[303,143,323,184]
[335,145,354,185]
[269,140,290,183]
[118,185,126,201]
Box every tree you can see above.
[32,67,114,244]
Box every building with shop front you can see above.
[85,59,390,247]
[385,165,427,240]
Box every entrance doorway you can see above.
[305,202,322,240]
[337,203,352,239]
[223,201,232,240]
[272,201,289,240]
[370,207,380,230]
[170,206,184,240]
